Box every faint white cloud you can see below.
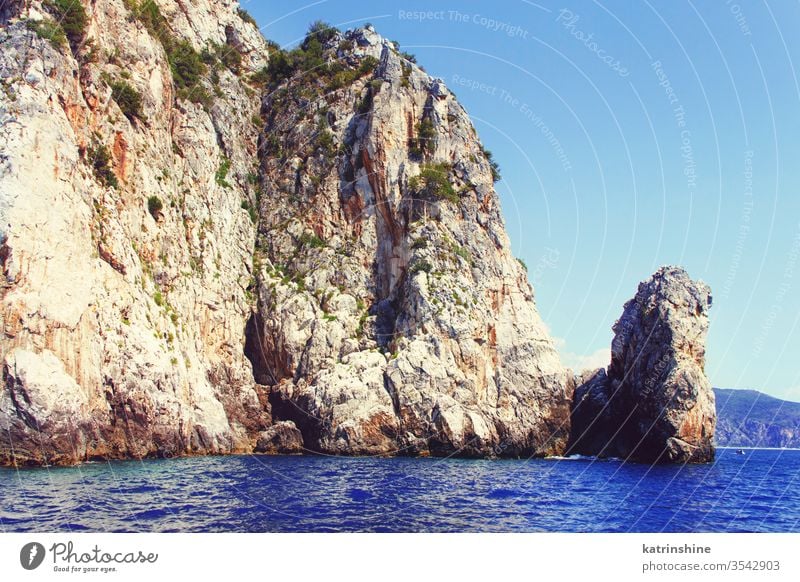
[780,386,800,402]
[555,341,610,373]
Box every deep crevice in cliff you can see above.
[244,311,276,386]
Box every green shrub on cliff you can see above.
[44,0,87,50]
[299,232,326,249]
[87,141,119,190]
[169,40,206,92]
[329,55,379,91]
[451,243,472,265]
[148,196,163,218]
[401,63,412,87]
[124,0,168,39]
[237,8,257,27]
[125,0,208,104]
[409,119,436,158]
[215,157,232,188]
[220,41,242,73]
[303,21,339,48]
[315,129,336,157]
[203,40,243,74]
[264,22,393,91]
[481,145,501,183]
[241,200,257,223]
[408,163,457,204]
[409,260,433,275]
[411,237,428,250]
[26,18,67,50]
[265,50,295,87]
[109,79,145,121]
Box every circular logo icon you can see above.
[20,542,46,570]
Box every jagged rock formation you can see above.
[0,3,716,466]
[251,26,572,457]
[568,266,716,463]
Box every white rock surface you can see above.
[256,27,573,457]
[0,0,272,464]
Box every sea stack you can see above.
[568,266,716,463]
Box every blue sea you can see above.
[0,448,798,532]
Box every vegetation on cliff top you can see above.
[236,8,258,28]
[259,21,378,92]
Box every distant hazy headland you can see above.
[715,388,800,449]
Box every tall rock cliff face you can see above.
[568,266,716,463]
[250,27,572,457]
[0,0,273,464]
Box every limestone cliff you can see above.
[250,26,572,457]
[568,266,716,463]
[0,4,715,466]
[1,0,273,464]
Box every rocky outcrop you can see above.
[254,421,304,454]
[249,26,572,458]
[568,266,716,463]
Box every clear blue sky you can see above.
[242,0,800,400]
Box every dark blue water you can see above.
[1,448,798,532]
